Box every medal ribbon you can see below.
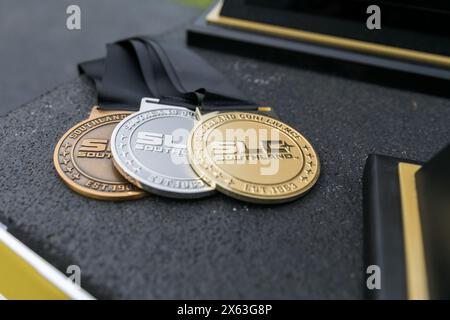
[79,37,258,111]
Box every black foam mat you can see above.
[0,46,449,298]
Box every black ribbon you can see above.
[79,37,258,111]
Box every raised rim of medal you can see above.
[53,115,146,200]
[188,112,320,202]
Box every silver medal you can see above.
[111,98,214,198]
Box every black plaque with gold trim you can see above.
[188,0,450,97]
[363,144,450,299]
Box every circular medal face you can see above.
[53,110,146,200]
[110,107,214,198]
[188,112,320,204]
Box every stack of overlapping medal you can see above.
[53,38,320,204]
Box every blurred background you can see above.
[0,0,212,115]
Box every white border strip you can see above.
[0,226,94,300]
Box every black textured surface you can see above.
[0,46,450,299]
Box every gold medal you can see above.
[188,111,320,204]
[53,107,146,200]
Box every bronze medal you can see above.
[53,107,146,200]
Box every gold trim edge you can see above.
[398,162,429,300]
